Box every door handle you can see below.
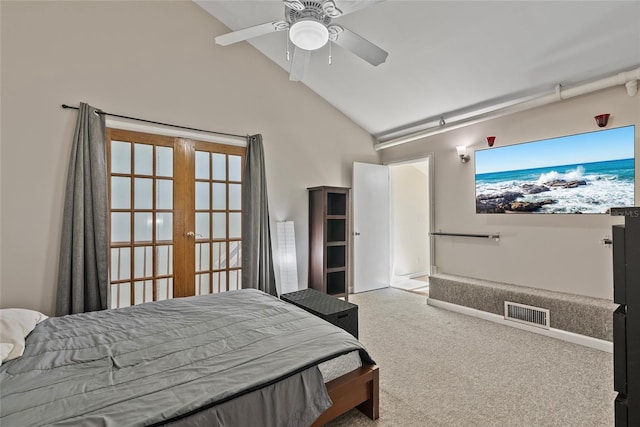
[186,231,195,238]
[354,232,361,236]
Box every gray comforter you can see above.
[0,289,373,426]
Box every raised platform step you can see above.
[429,274,616,341]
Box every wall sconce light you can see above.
[594,113,610,128]
[456,146,470,163]
[487,136,496,147]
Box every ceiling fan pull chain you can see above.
[329,41,332,65]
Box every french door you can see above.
[106,129,245,308]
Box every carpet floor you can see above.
[325,287,614,427]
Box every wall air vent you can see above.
[504,301,550,329]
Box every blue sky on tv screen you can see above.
[475,126,635,175]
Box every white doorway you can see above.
[388,157,432,295]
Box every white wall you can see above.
[0,1,379,315]
[390,163,430,277]
[381,86,640,300]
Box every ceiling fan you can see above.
[215,0,388,81]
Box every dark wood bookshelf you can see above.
[308,186,350,300]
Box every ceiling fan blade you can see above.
[333,27,388,66]
[215,21,282,46]
[334,0,385,16]
[289,46,311,81]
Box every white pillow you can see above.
[0,308,48,363]
[0,343,14,366]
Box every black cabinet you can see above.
[611,207,640,427]
[308,186,350,300]
[281,289,358,338]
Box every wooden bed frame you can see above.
[311,364,379,426]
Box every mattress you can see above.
[318,350,362,383]
[0,289,374,426]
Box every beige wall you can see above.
[0,1,378,315]
[381,86,640,300]
[390,163,430,277]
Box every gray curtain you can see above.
[241,134,277,296]
[56,103,108,316]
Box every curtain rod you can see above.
[61,104,246,139]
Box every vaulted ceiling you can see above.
[195,1,640,141]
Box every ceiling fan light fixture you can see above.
[289,19,329,51]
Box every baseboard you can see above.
[427,298,613,353]
[407,271,429,280]
[393,271,429,281]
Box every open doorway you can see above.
[388,157,431,296]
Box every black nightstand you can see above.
[281,289,358,338]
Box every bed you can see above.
[0,289,379,426]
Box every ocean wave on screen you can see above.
[522,178,634,213]
[537,166,585,185]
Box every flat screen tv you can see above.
[475,125,635,214]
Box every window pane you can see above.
[134,281,145,305]
[229,213,241,239]
[156,146,173,177]
[157,245,173,276]
[196,243,210,272]
[156,179,173,209]
[155,277,174,299]
[111,177,130,209]
[111,141,130,174]
[196,213,210,239]
[213,242,227,269]
[110,284,118,309]
[213,213,226,239]
[229,270,239,291]
[110,247,131,281]
[212,153,226,180]
[219,271,227,292]
[118,282,131,308]
[156,213,172,241]
[134,246,153,278]
[229,155,242,182]
[195,182,210,210]
[156,279,168,301]
[197,273,210,295]
[228,184,241,210]
[229,241,241,268]
[212,183,226,210]
[145,281,154,302]
[134,178,153,209]
[195,151,210,180]
[111,213,130,243]
[212,271,226,293]
[110,248,120,280]
[134,212,153,242]
[134,144,153,175]
[134,281,154,304]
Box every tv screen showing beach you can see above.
[475,125,635,214]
